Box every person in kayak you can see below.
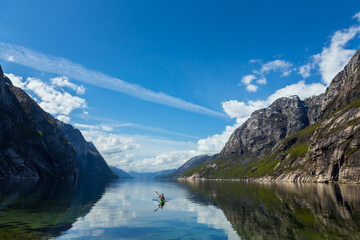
[155,191,165,209]
[159,193,165,208]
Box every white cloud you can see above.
[281,69,293,77]
[5,73,87,120]
[57,115,70,123]
[240,60,292,93]
[197,118,245,153]
[0,41,226,118]
[101,125,113,132]
[353,11,360,22]
[75,122,199,171]
[240,75,265,92]
[5,73,26,89]
[241,74,256,85]
[74,123,113,132]
[313,25,360,84]
[256,77,267,85]
[246,84,258,92]
[222,100,265,119]
[133,150,200,172]
[249,59,261,64]
[74,123,99,130]
[81,130,140,167]
[7,56,15,62]
[25,77,87,116]
[299,64,312,78]
[260,59,293,74]
[50,76,85,94]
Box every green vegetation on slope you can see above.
[182,123,320,179]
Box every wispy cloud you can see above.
[50,76,85,94]
[72,113,201,139]
[0,42,226,118]
[260,59,293,74]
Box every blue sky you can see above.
[1,0,360,171]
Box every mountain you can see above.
[129,169,176,180]
[57,121,118,179]
[182,49,360,183]
[163,154,218,179]
[0,65,78,179]
[110,166,132,179]
[218,95,310,161]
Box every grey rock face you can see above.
[275,50,360,183]
[166,154,218,179]
[303,93,324,124]
[218,96,309,159]
[57,121,118,179]
[0,65,78,179]
[320,50,360,118]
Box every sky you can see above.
[1,0,360,172]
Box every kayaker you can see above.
[158,193,165,209]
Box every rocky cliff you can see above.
[0,65,78,179]
[163,154,218,179]
[182,50,360,183]
[218,96,309,160]
[57,121,118,179]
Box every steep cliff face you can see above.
[164,154,218,179]
[218,96,309,160]
[182,50,360,183]
[0,65,78,179]
[320,51,360,118]
[303,93,324,124]
[271,49,360,183]
[57,121,118,179]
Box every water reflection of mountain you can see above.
[0,179,113,239]
[182,181,360,240]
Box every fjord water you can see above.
[0,180,360,240]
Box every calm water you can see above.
[0,180,360,240]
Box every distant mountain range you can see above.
[128,169,176,180]
[161,154,218,179]
[110,166,132,179]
